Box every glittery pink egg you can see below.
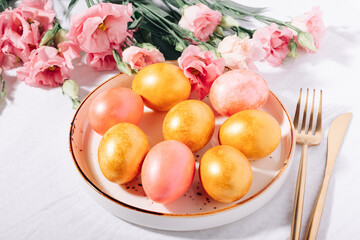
[141,140,195,204]
[209,69,269,116]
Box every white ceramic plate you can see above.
[69,73,295,231]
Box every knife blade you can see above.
[305,112,352,240]
[326,112,352,172]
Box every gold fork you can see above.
[290,89,323,240]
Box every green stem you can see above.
[254,15,302,32]
[136,3,188,48]
[0,73,5,102]
[127,37,137,45]
[85,0,91,8]
[160,0,181,21]
[213,33,224,40]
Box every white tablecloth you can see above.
[1,0,360,239]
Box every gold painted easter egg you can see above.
[163,100,215,152]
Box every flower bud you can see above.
[54,28,68,47]
[62,79,79,99]
[40,23,60,47]
[220,16,239,28]
[214,26,225,37]
[288,39,298,58]
[297,31,317,52]
[237,31,248,39]
[175,42,186,52]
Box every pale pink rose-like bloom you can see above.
[179,3,222,42]
[67,3,133,53]
[253,23,293,67]
[122,46,165,71]
[178,45,225,99]
[86,45,122,71]
[291,6,326,52]
[57,41,81,69]
[17,46,72,87]
[217,35,266,71]
[17,0,55,31]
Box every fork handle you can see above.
[291,143,308,240]
[304,174,331,240]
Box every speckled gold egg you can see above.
[132,63,191,111]
[219,110,281,160]
[98,123,149,184]
[200,145,253,203]
[163,100,215,152]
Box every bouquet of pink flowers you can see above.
[0,0,325,107]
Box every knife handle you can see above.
[304,174,331,240]
[291,143,308,240]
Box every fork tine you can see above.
[293,88,302,130]
[301,88,309,132]
[315,90,322,134]
[307,89,315,134]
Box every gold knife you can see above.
[305,112,352,240]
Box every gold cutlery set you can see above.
[290,89,352,240]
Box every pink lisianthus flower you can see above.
[122,46,165,71]
[253,23,293,67]
[16,46,72,87]
[1,9,35,48]
[217,35,266,71]
[57,41,81,69]
[291,6,326,52]
[0,12,31,69]
[86,45,122,71]
[179,3,222,42]
[178,45,225,99]
[0,29,31,70]
[67,3,133,53]
[16,0,55,32]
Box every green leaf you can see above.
[66,0,79,17]
[112,49,133,75]
[160,0,181,19]
[0,0,8,13]
[288,39,298,58]
[85,0,91,8]
[117,62,133,76]
[297,31,317,52]
[128,10,144,30]
[137,42,158,50]
[216,0,265,14]
[139,28,152,43]
[164,0,183,8]
[112,49,122,63]
[155,40,181,60]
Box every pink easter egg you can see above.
[141,140,195,204]
[89,87,144,135]
[209,69,269,116]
